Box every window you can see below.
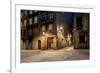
[29,10,33,15]
[42,25,45,31]
[49,13,53,20]
[34,16,38,24]
[21,11,24,18]
[34,11,37,13]
[44,14,47,21]
[24,19,27,26]
[24,11,27,16]
[76,17,82,29]
[51,13,54,19]
[48,24,53,30]
[39,16,41,22]
[79,35,85,43]
[29,18,32,25]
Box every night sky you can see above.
[64,12,73,32]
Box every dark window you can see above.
[76,17,82,29]
[79,35,85,43]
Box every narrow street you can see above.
[21,46,89,63]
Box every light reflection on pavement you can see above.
[21,46,89,63]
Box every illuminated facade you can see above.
[21,10,89,50]
[21,10,70,50]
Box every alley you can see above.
[21,46,89,63]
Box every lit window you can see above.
[24,11,27,16]
[42,26,45,31]
[21,12,23,18]
[24,19,27,26]
[49,24,53,30]
[29,10,33,15]
[34,16,38,24]
[29,18,32,25]
[57,25,59,31]
[34,11,37,13]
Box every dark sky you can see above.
[64,12,73,32]
[64,12,73,25]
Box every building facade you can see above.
[73,13,89,49]
[21,10,89,50]
[21,10,70,50]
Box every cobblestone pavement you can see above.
[21,46,89,63]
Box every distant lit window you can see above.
[34,11,37,13]
[21,12,23,18]
[49,24,53,30]
[24,11,27,16]
[34,16,38,24]
[42,26,45,31]
[29,18,32,25]
[57,25,59,31]
[24,19,27,26]
[29,10,33,15]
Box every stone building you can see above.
[21,10,89,50]
[21,10,69,50]
[73,13,89,49]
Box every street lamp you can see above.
[60,26,63,30]
[43,31,46,36]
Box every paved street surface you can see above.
[21,46,89,63]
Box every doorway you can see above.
[38,40,41,49]
[47,37,53,49]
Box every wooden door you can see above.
[47,37,53,49]
[38,40,41,49]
